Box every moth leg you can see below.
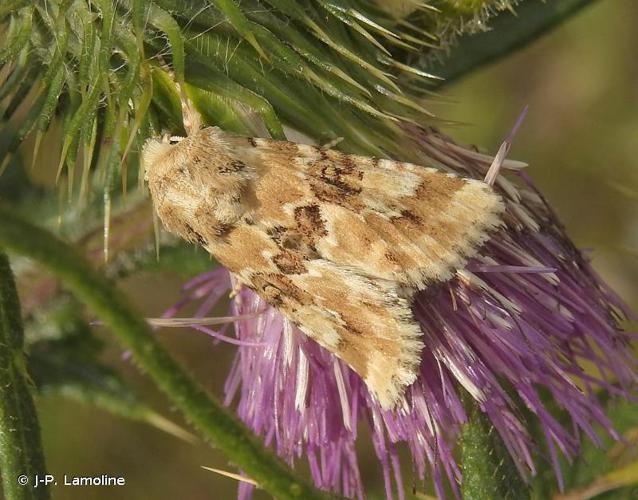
[320,137,344,150]
[228,274,243,299]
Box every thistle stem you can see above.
[0,252,49,500]
[460,393,527,499]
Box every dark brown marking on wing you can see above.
[384,250,401,265]
[309,179,364,209]
[213,223,234,237]
[272,141,301,154]
[218,160,247,174]
[305,153,366,209]
[339,153,362,178]
[390,209,422,227]
[184,223,208,246]
[250,272,313,310]
[272,250,307,275]
[294,204,327,249]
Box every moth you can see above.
[143,127,504,409]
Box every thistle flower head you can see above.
[165,128,636,498]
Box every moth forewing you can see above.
[143,127,504,410]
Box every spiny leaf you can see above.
[186,48,285,139]
[55,77,102,182]
[264,0,400,92]
[147,4,185,82]
[185,86,254,136]
[248,11,372,95]
[0,65,35,120]
[208,0,267,59]
[0,7,33,65]
[94,0,115,69]
[245,22,396,121]
[149,66,184,133]
[0,50,30,102]
[120,63,153,167]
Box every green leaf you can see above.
[186,85,254,136]
[149,66,184,134]
[55,77,102,182]
[0,50,30,102]
[245,22,394,121]
[147,4,185,82]
[185,48,286,139]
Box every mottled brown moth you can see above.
[143,127,504,409]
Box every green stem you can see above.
[428,0,599,87]
[0,208,327,500]
[460,394,528,500]
[0,252,49,500]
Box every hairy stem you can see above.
[0,208,327,500]
[460,394,527,499]
[0,252,49,500]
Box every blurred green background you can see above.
[16,0,638,498]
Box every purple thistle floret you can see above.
[166,128,636,499]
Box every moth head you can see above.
[141,135,183,181]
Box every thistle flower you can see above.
[164,128,636,499]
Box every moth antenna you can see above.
[156,57,203,136]
[179,89,202,136]
[484,105,528,186]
